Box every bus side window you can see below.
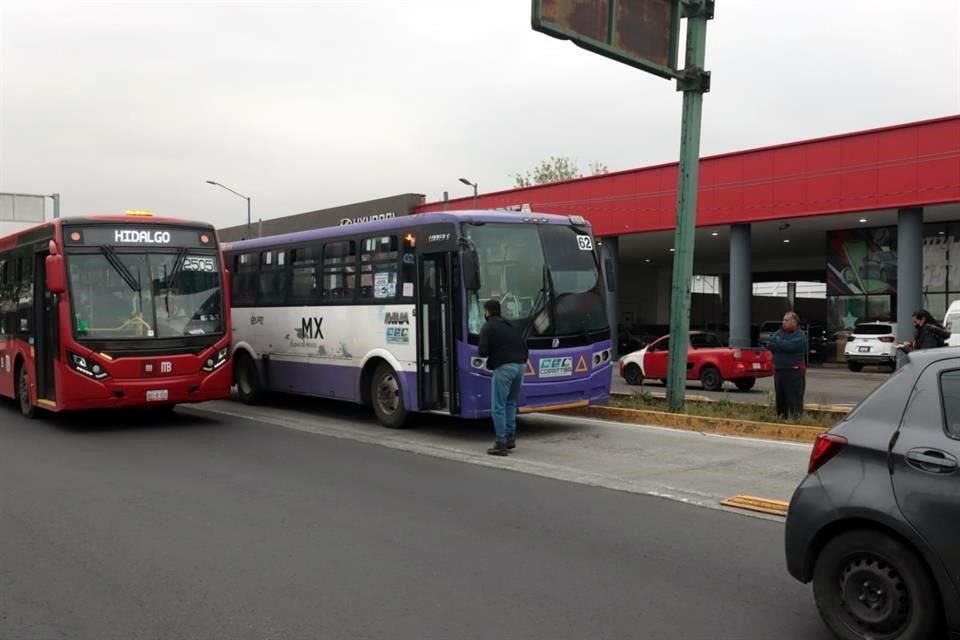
[322,241,357,301]
[233,253,259,307]
[360,236,399,301]
[0,259,7,334]
[399,232,416,299]
[290,246,320,302]
[258,250,287,307]
[18,256,33,307]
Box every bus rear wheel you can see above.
[235,353,262,405]
[371,363,407,429]
[16,363,36,419]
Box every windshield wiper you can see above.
[163,249,189,316]
[522,264,554,340]
[100,246,146,319]
[100,246,141,293]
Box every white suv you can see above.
[843,322,897,371]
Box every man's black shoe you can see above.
[506,437,516,450]
[487,441,509,456]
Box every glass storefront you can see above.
[826,223,960,358]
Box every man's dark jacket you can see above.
[478,316,529,371]
[766,328,808,370]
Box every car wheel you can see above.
[371,363,408,428]
[734,378,756,391]
[15,362,37,419]
[659,379,668,386]
[234,352,262,404]
[699,366,723,392]
[847,362,864,373]
[813,530,940,640]
[623,363,642,386]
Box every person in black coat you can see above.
[478,299,529,456]
[897,309,950,353]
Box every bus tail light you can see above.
[69,352,109,380]
[203,347,230,372]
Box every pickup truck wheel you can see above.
[699,366,723,392]
[623,363,642,385]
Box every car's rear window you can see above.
[690,334,722,349]
[854,324,893,335]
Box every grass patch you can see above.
[608,392,842,429]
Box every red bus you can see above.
[0,212,232,417]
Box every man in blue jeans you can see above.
[478,299,529,456]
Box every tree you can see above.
[512,156,609,188]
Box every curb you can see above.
[560,405,828,444]
[611,390,853,415]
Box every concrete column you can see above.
[600,236,621,356]
[728,224,752,348]
[897,207,924,342]
[787,282,797,311]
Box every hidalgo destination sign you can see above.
[532,0,682,79]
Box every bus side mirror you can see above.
[462,250,481,291]
[45,254,66,294]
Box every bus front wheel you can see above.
[16,363,37,419]
[371,363,408,429]
[235,353,262,405]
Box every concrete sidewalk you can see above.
[192,398,811,518]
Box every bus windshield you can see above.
[68,251,224,339]
[464,223,607,338]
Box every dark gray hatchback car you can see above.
[786,347,960,640]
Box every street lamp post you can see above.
[459,178,478,209]
[206,180,251,233]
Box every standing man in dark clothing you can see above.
[478,299,529,456]
[898,309,950,353]
[766,312,808,418]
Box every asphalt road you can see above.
[0,401,830,640]
[614,365,890,407]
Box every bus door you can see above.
[417,253,456,411]
[33,248,57,403]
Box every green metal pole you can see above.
[666,2,711,411]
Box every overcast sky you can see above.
[1,0,958,228]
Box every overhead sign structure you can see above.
[532,0,714,411]
[532,0,682,80]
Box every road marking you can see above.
[187,403,792,523]
[720,495,789,517]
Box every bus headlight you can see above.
[592,349,612,368]
[69,352,110,380]
[203,347,230,372]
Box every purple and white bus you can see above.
[223,211,613,427]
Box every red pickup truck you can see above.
[619,331,773,391]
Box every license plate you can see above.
[752,362,761,370]
[859,346,870,353]
[146,389,169,402]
